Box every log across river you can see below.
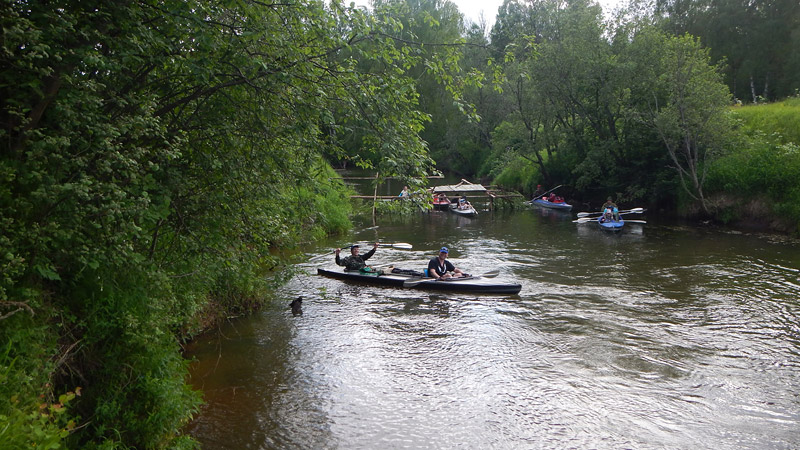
[185,208,800,449]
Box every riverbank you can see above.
[699,193,798,234]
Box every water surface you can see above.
[186,207,800,449]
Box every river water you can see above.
[185,205,800,449]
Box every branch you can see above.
[0,301,35,320]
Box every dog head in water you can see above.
[290,296,303,315]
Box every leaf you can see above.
[34,264,61,281]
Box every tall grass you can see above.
[706,98,800,232]
[730,97,800,144]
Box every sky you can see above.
[455,0,622,29]
[352,0,623,31]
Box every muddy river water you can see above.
[186,206,800,449]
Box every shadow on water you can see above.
[186,208,800,449]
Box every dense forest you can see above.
[1,0,798,447]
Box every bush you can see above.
[0,311,72,449]
[491,157,540,197]
[706,130,800,231]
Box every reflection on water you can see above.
[186,211,800,449]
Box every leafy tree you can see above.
[627,29,732,214]
[488,0,650,199]
[656,0,800,102]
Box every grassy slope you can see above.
[729,97,800,144]
[705,98,800,233]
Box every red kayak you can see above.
[432,195,451,211]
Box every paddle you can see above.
[381,242,413,249]
[572,217,647,224]
[333,242,412,253]
[576,207,645,218]
[528,184,563,202]
[402,270,500,287]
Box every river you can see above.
[185,204,800,449]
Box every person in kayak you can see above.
[532,185,544,201]
[427,247,467,280]
[601,197,620,221]
[335,243,379,271]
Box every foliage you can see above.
[656,0,800,102]
[324,0,466,188]
[0,316,67,449]
[491,156,540,196]
[706,104,800,230]
[0,384,80,450]
[482,0,676,206]
[1,0,464,447]
[626,29,733,214]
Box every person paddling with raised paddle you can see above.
[427,247,467,280]
[335,243,379,272]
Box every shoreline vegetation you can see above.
[708,98,800,234]
[2,0,798,448]
[495,98,800,235]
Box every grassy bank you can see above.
[728,98,800,144]
[704,98,800,233]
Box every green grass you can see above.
[730,97,800,144]
[707,98,800,232]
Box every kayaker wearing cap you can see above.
[532,184,544,200]
[335,242,379,271]
[427,246,465,280]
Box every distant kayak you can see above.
[449,203,478,217]
[530,198,572,211]
[432,196,451,211]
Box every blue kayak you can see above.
[530,198,572,211]
[598,216,624,231]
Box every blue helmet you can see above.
[439,246,449,253]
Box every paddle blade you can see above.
[480,270,500,278]
[576,211,602,218]
[388,242,412,249]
